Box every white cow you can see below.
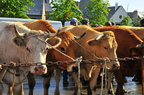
[0,21,61,95]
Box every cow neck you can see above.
[72,39,98,59]
[7,67,20,76]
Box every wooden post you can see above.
[42,0,46,20]
[142,58,144,95]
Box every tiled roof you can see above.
[107,6,121,19]
[27,0,52,15]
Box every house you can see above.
[79,1,128,25]
[26,0,52,19]
[127,10,142,23]
[109,4,144,25]
[108,3,128,25]
[79,0,91,17]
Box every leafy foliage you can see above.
[85,0,110,25]
[0,0,35,18]
[132,21,140,27]
[120,16,132,26]
[46,0,83,26]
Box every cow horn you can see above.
[47,30,59,38]
[46,29,51,33]
[47,32,58,38]
[95,33,104,40]
[136,43,144,48]
[74,32,86,40]
[14,24,21,37]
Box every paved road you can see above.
[2,75,142,95]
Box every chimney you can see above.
[133,10,138,23]
[115,3,118,10]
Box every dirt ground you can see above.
[2,75,142,95]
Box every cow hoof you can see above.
[108,90,112,94]
[123,90,127,93]
[73,92,82,95]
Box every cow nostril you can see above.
[113,64,120,69]
[72,66,78,72]
[35,67,39,71]
[35,67,46,72]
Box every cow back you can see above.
[24,19,57,33]
[120,26,144,41]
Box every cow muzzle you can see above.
[112,63,120,71]
[30,65,47,75]
[67,64,77,72]
[108,61,120,71]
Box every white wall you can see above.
[110,7,128,24]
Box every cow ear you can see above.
[47,37,61,49]
[13,37,25,46]
[87,39,100,46]
[129,47,139,55]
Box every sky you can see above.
[109,0,144,12]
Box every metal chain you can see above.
[0,56,144,68]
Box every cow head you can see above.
[12,25,61,74]
[47,31,85,72]
[129,43,144,56]
[87,31,120,71]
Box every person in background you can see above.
[105,21,112,26]
[140,18,144,27]
[81,18,90,26]
[92,24,103,27]
[111,21,116,26]
[70,18,78,26]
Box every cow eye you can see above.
[60,47,66,52]
[46,47,49,51]
[104,46,108,50]
[43,47,48,53]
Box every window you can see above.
[119,15,122,19]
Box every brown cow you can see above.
[23,20,85,95]
[93,26,143,95]
[119,26,144,83]
[60,25,120,95]
[120,26,144,41]
[23,19,57,33]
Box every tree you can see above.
[120,16,132,26]
[0,0,35,18]
[132,21,140,27]
[85,0,110,25]
[47,0,83,26]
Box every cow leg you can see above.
[107,71,115,95]
[27,72,35,95]
[71,73,82,95]
[13,83,24,95]
[0,83,4,95]
[87,68,100,95]
[43,66,55,95]
[54,68,62,95]
[43,75,52,95]
[113,70,125,95]
[8,86,13,95]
